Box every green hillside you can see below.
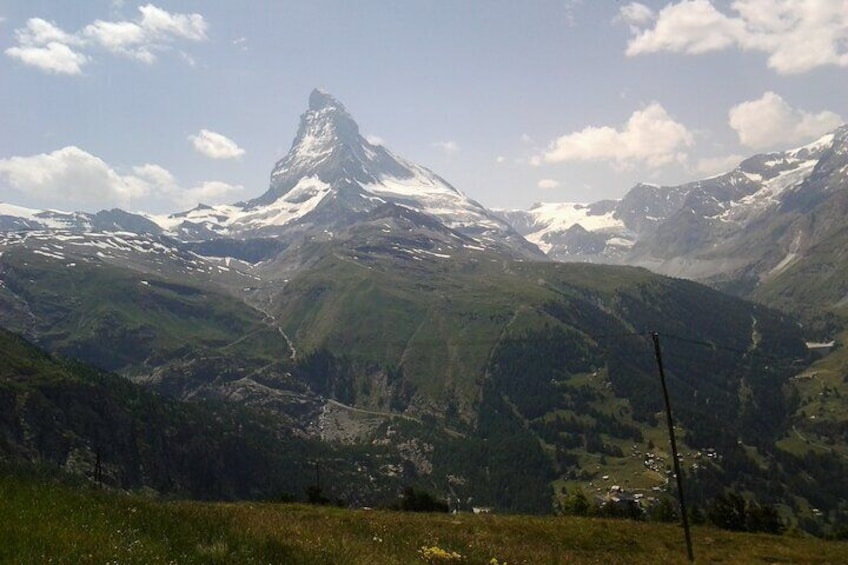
[266,238,848,528]
[273,241,804,413]
[3,230,846,532]
[2,471,846,564]
[752,220,848,332]
[0,247,290,375]
[0,327,326,500]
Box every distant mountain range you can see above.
[2,90,848,529]
[4,100,846,318]
[498,124,848,317]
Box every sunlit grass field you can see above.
[2,473,845,564]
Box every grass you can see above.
[2,473,846,564]
[0,248,289,373]
[777,328,848,470]
[270,249,667,408]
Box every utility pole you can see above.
[652,332,695,563]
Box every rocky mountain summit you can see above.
[152,89,538,258]
[1,89,539,260]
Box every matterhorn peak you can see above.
[294,88,360,153]
[234,89,539,258]
[251,89,413,206]
[309,88,345,112]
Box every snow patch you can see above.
[523,202,624,233]
[787,133,834,159]
[146,176,334,234]
[606,237,634,248]
[33,249,65,260]
[0,202,46,219]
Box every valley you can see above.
[1,90,848,537]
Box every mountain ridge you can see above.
[500,123,848,315]
[6,94,845,309]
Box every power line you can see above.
[306,330,805,366]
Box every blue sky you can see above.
[1,1,847,214]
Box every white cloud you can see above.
[0,146,241,212]
[366,134,385,146]
[495,156,506,164]
[5,4,208,73]
[537,179,560,189]
[5,18,88,74]
[5,42,89,75]
[179,181,243,208]
[616,2,655,32]
[132,163,176,186]
[83,3,207,62]
[434,140,460,153]
[536,103,693,168]
[623,0,848,74]
[695,154,745,176]
[0,146,147,209]
[728,91,843,149]
[13,17,79,46]
[189,129,246,159]
[624,0,743,56]
[82,20,151,62]
[138,4,206,41]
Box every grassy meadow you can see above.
[2,473,846,564]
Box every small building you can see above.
[806,341,836,357]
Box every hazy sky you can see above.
[1,1,847,214]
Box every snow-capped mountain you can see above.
[4,91,847,307]
[503,124,848,298]
[496,200,629,261]
[0,203,162,235]
[1,89,542,261]
[146,89,541,258]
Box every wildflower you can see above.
[419,545,464,562]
